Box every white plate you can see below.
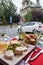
[39,41,43,44]
[0,45,35,65]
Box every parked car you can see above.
[17,22,43,33]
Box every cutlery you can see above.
[25,48,38,64]
[25,51,34,64]
[30,50,43,61]
[16,60,30,65]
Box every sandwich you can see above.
[4,50,14,59]
[10,40,21,48]
[15,46,27,55]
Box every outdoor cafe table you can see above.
[0,37,43,65]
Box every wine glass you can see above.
[34,29,42,46]
[0,33,6,42]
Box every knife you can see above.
[25,51,34,63]
[30,50,43,61]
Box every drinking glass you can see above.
[34,29,42,46]
[0,33,6,42]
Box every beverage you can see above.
[35,32,42,40]
[1,33,6,37]
[19,26,26,41]
[0,33,6,42]
[34,29,42,45]
[19,32,26,41]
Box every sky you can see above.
[12,0,43,12]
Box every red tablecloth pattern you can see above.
[23,46,43,65]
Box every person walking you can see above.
[10,16,12,28]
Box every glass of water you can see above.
[34,29,42,46]
[0,33,6,42]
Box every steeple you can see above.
[20,0,42,16]
[22,0,30,6]
[36,0,40,6]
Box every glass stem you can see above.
[37,39,39,45]
[3,37,4,42]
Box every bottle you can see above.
[19,26,23,40]
[19,26,26,41]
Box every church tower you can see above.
[20,0,42,16]
[36,0,40,6]
[22,0,30,8]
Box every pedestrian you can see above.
[10,16,12,28]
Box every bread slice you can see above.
[30,39,36,45]
[15,46,27,55]
[20,41,29,48]
[10,40,18,44]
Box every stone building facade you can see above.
[20,0,43,16]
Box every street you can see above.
[0,25,18,38]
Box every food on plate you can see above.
[0,43,8,54]
[15,46,27,55]
[25,39,31,44]
[10,40,21,52]
[10,40,21,48]
[9,40,28,55]
[25,35,31,40]
[10,40,18,44]
[25,34,36,45]
[30,39,36,45]
[20,41,29,48]
[3,40,28,56]
[7,44,13,50]
[4,50,14,59]
[29,34,36,39]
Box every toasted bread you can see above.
[29,34,36,39]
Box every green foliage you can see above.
[24,12,32,22]
[24,10,43,22]
[0,0,17,24]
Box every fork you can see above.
[30,49,43,61]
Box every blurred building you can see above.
[20,0,43,16]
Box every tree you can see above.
[0,0,17,24]
[31,10,43,22]
[24,12,32,22]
